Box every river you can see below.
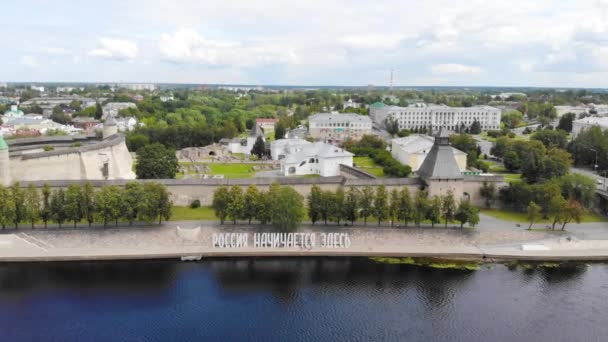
[0,258,606,341]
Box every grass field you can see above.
[353,156,385,177]
[172,206,218,221]
[208,163,257,178]
[502,173,523,183]
[480,208,608,223]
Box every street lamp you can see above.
[591,148,598,171]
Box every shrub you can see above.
[190,199,201,209]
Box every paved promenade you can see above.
[0,214,608,262]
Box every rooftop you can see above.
[309,113,372,123]
[417,128,463,180]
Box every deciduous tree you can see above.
[212,186,230,224]
[24,184,40,228]
[441,190,457,228]
[373,185,388,226]
[526,201,541,230]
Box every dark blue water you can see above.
[0,259,607,342]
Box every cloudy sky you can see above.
[4,0,608,87]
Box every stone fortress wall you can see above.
[1,131,135,185]
[21,175,505,208]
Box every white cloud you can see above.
[45,47,70,55]
[158,29,297,67]
[89,38,138,60]
[341,34,404,50]
[20,55,39,67]
[431,63,482,75]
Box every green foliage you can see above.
[480,181,497,208]
[65,184,83,227]
[557,113,575,133]
[226,185,244,224]
[250,136,266,158]
[140,182,173,224]
[95,186,123,226]
[190,199,201,209]
[212,186,230,224]
[427,195,442,227]
[526,201,541,230]
[455,200,479,228]
[10,182,25,228]
[501,110,524,129]
[373,185,389,225]
[50,188,67,228]
[531,129,568,149]
[0,185,15,229]
[413,189,429,227]
[441,190,457,228]
[135,143,179,179]
[271,185,304,232]
[41,184,52,227]
[568,126,608,171]
[82,182,96,226]
[359,186,374,225]
[24,185,40,228]
[344,187,360,224]
[242,185,260,224]
[123,182,144,225]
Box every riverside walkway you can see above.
[1,214,608,262]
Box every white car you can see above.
[597,179,604,185]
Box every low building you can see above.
[572,117,608,137]
[308,113,372,143]
[72,117,101,131]
[280,141,353,177]
[102,102,137,120]
[270,138,311,160]
[343,98,362,109]
[114,117,138,132]
[3,104,24,119]
[222,124,265,155]
[370,104,501,132]
[391,134,466,172]
[255,118,278,132]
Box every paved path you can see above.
[0,213,607,262]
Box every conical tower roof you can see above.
[417,127,463,180]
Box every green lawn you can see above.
[172,206,218,221]
[353,156,385,177]
[480,208,608,223]
[502,173,522,183]
[208,163,257,178]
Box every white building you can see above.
[102,102,137,120]
[223,125,265,155]
[308,113,372,143]
[30,85,45,92]
[555,105,589,117]
[122,83,156,91]
[391,134,467,172]
[572,117,608,137]
[370,104,501,132]
[279,141,353,177]
[114,117,139,132]
[270,138,311,160]
[343,98,362,109]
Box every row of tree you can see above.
[212,184,304,232]
[491,137,571,183]
[343,135,412,177]
[0,182,172,229]
[308,185,479,228]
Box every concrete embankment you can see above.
[1,224,608,263]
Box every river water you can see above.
[0,258,607,341]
